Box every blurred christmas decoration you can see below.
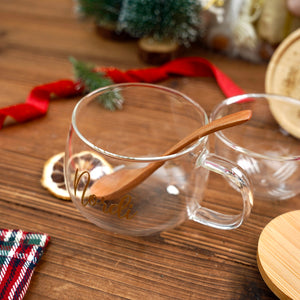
[257,0,300,45]
[204,0,300,61]
[75,0,300,64]
[75,0,125,39]
[204,0,262,61]
[118,0,202,64]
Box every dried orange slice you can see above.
[41,152,69,200]
[41,151,112,200]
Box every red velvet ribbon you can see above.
[0,57,244,129]
[0,80,82,129]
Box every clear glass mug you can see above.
[211,93,300,200]
[65,83,253,236]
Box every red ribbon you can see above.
[100,57,244,97]
[0,80,82,129]
[0,57,244,129]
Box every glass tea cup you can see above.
[211,93,300,200]
[65,83,253,236]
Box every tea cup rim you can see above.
[71,82,208,162]
[211,93,300,162]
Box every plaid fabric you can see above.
[0,229,50,300]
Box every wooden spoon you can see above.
[90,110,252,200]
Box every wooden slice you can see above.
[138,37,180,65]
[257,210,300,299]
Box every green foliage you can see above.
[76,0,123,26]
[75,0,202,44]
[118,0,202,45]
[70,57,123,111]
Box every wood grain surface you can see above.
[0,1,299,299]
[257,210,300,299]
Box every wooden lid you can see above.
[257,210,300,299]
[266,28,300,97]
[265,28,300,138]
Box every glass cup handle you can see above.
[193,153,253,230]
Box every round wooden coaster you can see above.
[266,28,300,98]
[265,28,300,139]
[257,210,300,299]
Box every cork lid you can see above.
[257,210,300,299]
[265,28,300,138]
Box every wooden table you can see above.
[0,1,298,299]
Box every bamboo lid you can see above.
[265,28,300,138]
[257,210,300,299]
[266,28,300,98]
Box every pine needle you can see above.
[69,57,123,110]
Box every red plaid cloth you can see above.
[0,229,50,300]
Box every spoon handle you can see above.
[164,110,252,156]
[139,110,252,179]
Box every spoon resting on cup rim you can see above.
[90,110,252,200]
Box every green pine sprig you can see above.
[69,57,123,110]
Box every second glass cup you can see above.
[211,93,300,200]
[65,83,253,236]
